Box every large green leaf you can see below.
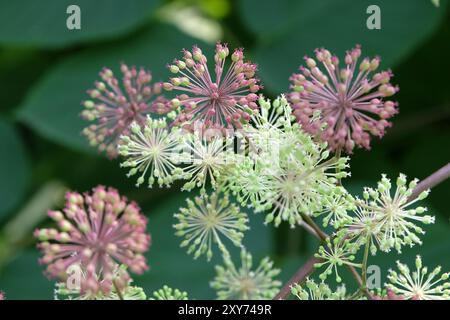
[0,118,30,221]
[135,191,274,299]
[239,0,447,93]
[0,0,161,48]
[18,24,207,153]
[0,251,54,300]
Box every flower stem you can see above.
[273,256,321,300]
[335,147,343,186]
[299,212,365,294]
[360,236,371,297]
[408,162,450,201]
[113,280,124,300]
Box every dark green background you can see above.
[0,0,449,299]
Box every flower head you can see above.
[313,186,356,228]
[314,237,361,283]
[0,291,5,300]
[34,186,151,295]
[174,191,249,261]
[288,45,399,153]
[81,64,171,158]
[228,96,350,227]
[350,174,434,253]
[179,134,234,193]
[150,286,189,300]
[211,249,281,300]
[119,117,184,188]
[164,43,260,132]
[291,278,346,300]
[386,256,450,300]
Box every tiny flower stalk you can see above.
[150,286,189,300]
[164,43,260,132]
[81,64,171,158]
[211,249,281,300]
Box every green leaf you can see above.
[239,0,447,93]
[134,191,273,299]
[0,118,30,221]
[0,0,161,48]
[18,24,207,153]
[0,251,54,300]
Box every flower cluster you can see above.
[291,278,346,300]
[48,42,447,301]
[344,174,434,254]
[119,117,234,193]
[81,64,171,158]
[0,291,5,300]
[314,237,360,283]
[174,191,249,261]
[386,256,450,300]
[119,117,184,188]
[150,286,189,300]
[34,186,150,296]
[227,95,350,227]
[288,45,399,153]
[210,249,281,300]
[164,43,260,132]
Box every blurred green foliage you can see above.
[0,0,449,299]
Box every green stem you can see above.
[114,280,124,300]
[360,236,371,290]
[335,147,342,186]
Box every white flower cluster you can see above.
[117,96,447,301]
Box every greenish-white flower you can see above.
[350,174,434,253]
[291,278,347,300]
[314,237,361,283]
[119,117,184,188]
[179,134,234,193]
[229,96,350,227]
[174,191,249,261]
[313,186,356,228]
[210,249,281,300]
[386,256,450,300]
[150,285,189,300]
